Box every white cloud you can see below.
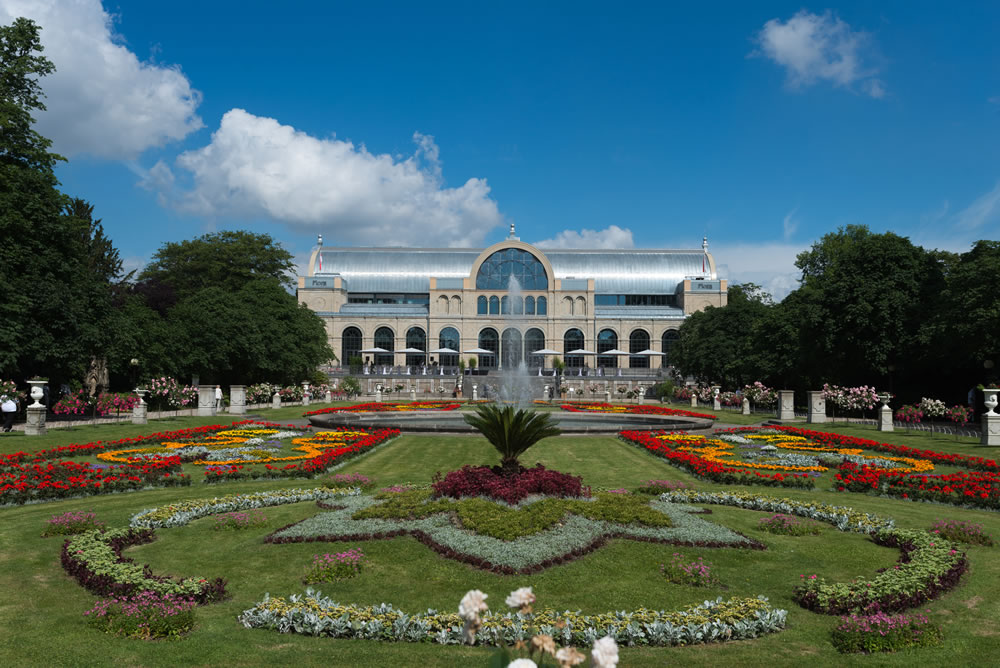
[145,109,504,247]
[782,208,798,240]
[711,242,802,302]
[533,225,635,249]
[954,181,1000,230]
[0,0,202,159]
[754,10,884,97]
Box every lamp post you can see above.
[129,358,139,392]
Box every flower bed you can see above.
[238,589,787,647]
[831,608,942,654]
[619,431,815,489]
[265,493,762,574]
[85,590,197,640]
[657,490,968,614]
[561,403,716,420]
[61,528,226,604]
[432,464,586,504]
[304,402,461,416]
[835,463,1000,510]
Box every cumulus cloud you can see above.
[711,242,802,302]
[753,10,884,97]
[533,225,635,249]
[0,0,202,159]
[144,109,504,247]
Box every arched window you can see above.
[475,248,548,290]
[489,296,500,315]
[405,326,426,367]
[342,327,362,367]
[662,330,680,366]
[537,296,547,315]
[597,329,618,368]
[525,328,545,368]
[501,328,522,368]
[513,296,524,315]
[501,296,509,315]
[438,327,460,367]
[478,328,499,368]
[525,296,535,315]
[374,327,394,367]
[629,329,650,369]
[564,328,585,368]
[477,295,488,315]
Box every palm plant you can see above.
[463,404,562,475]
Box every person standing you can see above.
[215,385,223,412]
[1,394,16,432]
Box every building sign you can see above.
[690,281,720,291]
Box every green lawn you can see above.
[2,412,999,667]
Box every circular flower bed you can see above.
[562,403,716,420]
[304,402,460,416]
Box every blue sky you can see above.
[3,1,998,299]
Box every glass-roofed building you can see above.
[297,225,727,372]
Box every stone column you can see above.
[778,390,795,421]
[712,386,721,411]
[229,385,246,415]
[742,398,750,415]
[690,394,698,408]
[879,404,894,432]
[375,387,382,403]
[410,387,416,401]
[272,392,281,410]
[605,390,612,404]
[807,391,826,424]
[198,385,216,416]
[131,389,148,425]
[302,382,311,406]
[982,388,1000,446]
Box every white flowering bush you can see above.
[742,382,777,407]
[821,384,880,413]
[918,397,947,418]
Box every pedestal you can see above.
[376,389,382,403]
[198,385,216,416]
[690,394,697,408]
[410,389,416,401]
[605,391,611,404]
[472,385,478,401]
[807,391,826,424]
[25,406,46,435]
[302,383,311,407]
[272,393,281,410]
[879,405,894,432]
[325,391,333,402]
[982,413,1000,446]
[742,398,750,415]
[229,385,246,415]
[131,402,148,425]
[713,397,721,411]
[778,390,795,421]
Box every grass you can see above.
[2,410,1000,666]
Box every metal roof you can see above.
[314,246,714,294]
[337,303,430,317]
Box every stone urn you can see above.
[27,379,46,407]
[134,388,148,404]
[985,389,1000,416]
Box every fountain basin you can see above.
[308,409,713,434]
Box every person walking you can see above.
[215,385,224,412]
[1,394,16,432]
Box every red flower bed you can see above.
[562,403,717,420]
[835,462,1000,510]
[304,402,460,416]
[431,464,588,504]
[619,430,814,489]
[203,428,399,482]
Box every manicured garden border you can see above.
[562,403,717,420]
[238,589,787,647]
[304,402,461,416]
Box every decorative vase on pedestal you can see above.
[25,379,48,435]
[132,389,148,425]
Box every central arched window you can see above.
[475,248,548,290]
[342,327,362,367]
[374,327,395,367]
[629,329,650,369]
[478,328,499,368]
[405,326,426,367]
[501,328,523,368]
[564,328,585,368]
[525,328,545,368]
[438,327,460,367]
[597,329,618,368]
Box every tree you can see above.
[670,284,772,388]
[0,19,123,388]
[138,230,296,299]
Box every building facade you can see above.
[297,230,726,372]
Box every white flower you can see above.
[505,586,535,609]
[591,636,619,668]
[555,646,586,665]
[458,589,488,621]
[507,660,537,668]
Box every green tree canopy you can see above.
[138,231,296,300]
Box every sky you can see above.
[2,0,998,300]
